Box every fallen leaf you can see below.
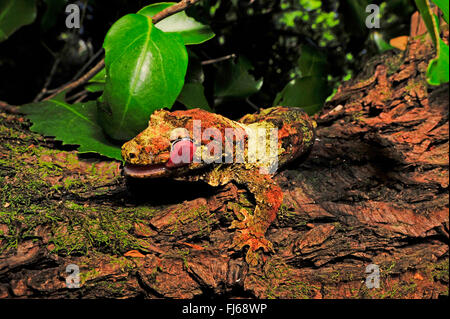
[124,250,145,258]
[390,36,409,51]
[414,272,424,280]
[178,241,205,250]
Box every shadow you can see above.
[124,176,220,206]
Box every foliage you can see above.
[214,57,263,99]
[138,2,215,45]
[0,0,36,42]
[100,11,188,141]
[19,1,215,157]
[0,0,444,161]
[415,0,449,85]
[273,44,331,115]
[21,96,122,160]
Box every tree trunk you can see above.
[0,19,448,299]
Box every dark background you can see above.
[0,0,416,116]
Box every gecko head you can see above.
[121,109,197,178]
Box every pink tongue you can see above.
[166,139,195,168]
[123,164,167,178]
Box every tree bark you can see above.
[0,20,448,299]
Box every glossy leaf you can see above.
[138,2,215,45]
[85,68,106,93]
[273,76,331,115]
[0,0,37,42]
[101,13,188,141]
[415,0,449,85]
[20,100,122,161]
[371,31,396,52]
[431,0,449,23]
[415,0,439,46]
[427,38,449,85]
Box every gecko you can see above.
[121,106,315,265]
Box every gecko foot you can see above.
[230,209,274,266]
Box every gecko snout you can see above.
[122,140,141,163]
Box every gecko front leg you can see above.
[227,169,283,266]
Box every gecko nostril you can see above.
[128,152,137,159]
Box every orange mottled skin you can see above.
[122,106,315,265]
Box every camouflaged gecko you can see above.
[122,106,315,265]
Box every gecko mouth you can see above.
[123,164,168,178]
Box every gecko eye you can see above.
[166,137,195,168]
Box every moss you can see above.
[109,255,135,272]
[0,120,161,257]
[371,280,418,299]
[381,261,397,277]
[260,258,320,299]
[404,79,425,92]
[430,259,449,283]
[94,280,128,295]
[48,204,156,256]
[330,270,340,283]
[80,268,101,285]
[385,54,403,75]
[350,111,365,122]
[168,204,213,237]
[175,248,191,269]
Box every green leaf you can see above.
[431,0,449,24]
[427,38,449,85]
[138,2,215,45]
[0,0,37,42]
[298,45,327,77]
[214,57,263,99]
[371,31,396,52]
[101,13,188,141]
[20,100,122,161]
[176,52,210,111]
[177,83,211,111]
[85,68,106,93]
[273,76,331,115]
[414,0,439,46]
[414,0,449,85]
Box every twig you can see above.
[44,59,105,101]
[66,89,89,102]
[33,57,61,102]
[201,53,236,65]
[0,101,19,114]
[46,47,104,96]
[152,0,200,24]
[245,98,260,111]
[71,47,104,82]
[73,93,88,104]
[43,0,201,102]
